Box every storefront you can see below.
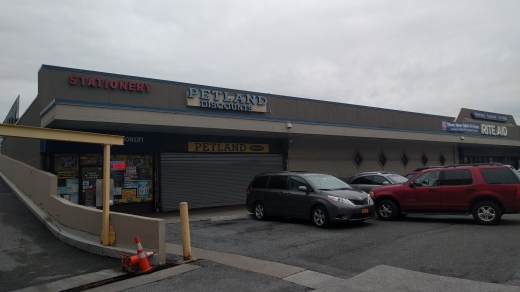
[2,64,520,213]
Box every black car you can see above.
[347,171,408,193]
[246,171,375,228]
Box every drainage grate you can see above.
[60,261,183,292]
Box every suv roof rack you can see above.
[258,170,312,175]
[413,166,441,171]
[357,171,396,175]
[442,163,504,168]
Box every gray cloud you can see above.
[1,0,519,122]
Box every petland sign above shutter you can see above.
[471,110,508,122]
[186,87,268,113]
[188,142,269,153]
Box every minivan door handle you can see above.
[466,188,476,191]
[429,189,438,192]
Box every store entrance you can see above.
[80,165,103,207]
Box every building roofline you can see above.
[39,64,455,120]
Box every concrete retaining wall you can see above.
[0,154,166,264]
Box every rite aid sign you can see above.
[471,110,508,122]
[481,124,507,136]
[442,121,508,137]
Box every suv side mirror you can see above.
[298,186,308,192]
[409,182,416,188]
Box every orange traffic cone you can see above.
[129,250,155,266]
[121,250,156,272]
[135,236,152,273]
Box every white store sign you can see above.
[481,124,507,136]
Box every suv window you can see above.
[305,174,351,190]
[373,175,389,185]
[289,176,308,191]
[441,169,472,186]
[480,168,520,184]
[267,175,288,189]
[251,175,269,188]
[351,176,373,184]
[414,171,441,187]
[387,174,409,184]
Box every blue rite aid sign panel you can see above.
[471,110,508,122]
[186,87,268,113]
[442,121,480,133]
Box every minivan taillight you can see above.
[246,188,250,194]
[516,187,520,198]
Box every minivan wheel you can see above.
[254,202,267,221]
[472,201,502,225]
[312,205,330,228]
[376,200,400,221]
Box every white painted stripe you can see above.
[283,270,345,289]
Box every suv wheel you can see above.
[376,199,400,221]
[472,201,502,225]
[254,202,267,221]
[312,205,330,228]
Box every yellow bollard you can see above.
[179,202,192,260]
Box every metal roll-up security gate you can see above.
[160,153,283,211]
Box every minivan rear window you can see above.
[251,176,269,188]
[267,175,288,189]
[480,168,520,184]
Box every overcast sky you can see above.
[1,0,519,123]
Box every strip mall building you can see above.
[3,65,520,213]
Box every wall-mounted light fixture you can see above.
[287,122,292,129]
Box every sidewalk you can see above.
[141,204,251,224]
[21,241,520,292]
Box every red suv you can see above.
[370,163,520,224]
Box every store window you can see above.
[378,151,387,167]
[110,154,154,204]
[400,152,409,167]
[54,153,154,207]
[352,150,363,168]
[55,154,79,204]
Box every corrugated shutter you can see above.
[160,153,283,211]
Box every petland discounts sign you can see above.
[186,87,268,113]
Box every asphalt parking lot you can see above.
[166,213,520,286]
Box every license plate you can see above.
[361,208,369,214]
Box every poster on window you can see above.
[137,180,150,198]
[124,182,138,188]
[122,189,136,199]
[66,178,79,194]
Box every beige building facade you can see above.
[2,65,520,212]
